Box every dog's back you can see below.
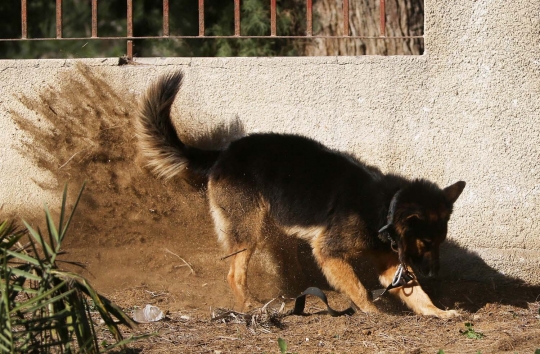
[211,133,383,231]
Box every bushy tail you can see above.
[136,71,220,180]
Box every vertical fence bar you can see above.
[91,0,98,38]
[56,0,63,38]
[379,0,386,37]
[306,0,312,36]
[127,40,133,59]
[198,0,204,36]
[234,0,240,36]
[163,0,170,36]
[127,0,133,60]
[21,0,28,39]
[343,0,349,36]
[127,0,133,37]
[270,0,276,36]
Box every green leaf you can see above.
[45,203,59,246]
[7,267,42,281]
[22,221,53,264]
[278,337,287,354]
[5,249,40,266]
[534,349,540,354]
[437,350,445,354]
[60,181,86,242]
[10,281,69,314]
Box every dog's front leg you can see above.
[312,246,378,314]
[378,264,460,318]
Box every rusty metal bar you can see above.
[234,0,241,36]
[2,35,424,41]
[270,0,276,36]
[198,0,204,36]
[21,0,27,39]
[91,0,98,38]
[56,0,62,38]
[127,40,133,60]
[127,0,133,37]
[163,0,170,36]
[306,0,313,36]
[343,0,349,36]
[380,0,386,37]
[127,0,133,60]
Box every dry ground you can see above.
[8,64,540,353]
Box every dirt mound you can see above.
[11,64,255,310]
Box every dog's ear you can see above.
[443,181,466,204]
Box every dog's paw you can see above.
[353,302,380,315]
[435,309,461,319]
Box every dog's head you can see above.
[392,180,466,277]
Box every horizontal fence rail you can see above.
[6,0,423,59]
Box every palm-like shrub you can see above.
[0,184,147,353]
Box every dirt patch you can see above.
[9,64,540,353]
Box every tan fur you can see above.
[312,235,378,313]
[374,253,458,318]
[135,76,188,180]
[281,225,326,242]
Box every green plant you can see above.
[0,184,150,353]
[278,337,287,354]
[277,337,300,354]
[436,350,445,354]
[460,322,485,339]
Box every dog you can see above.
[136,71,466,318]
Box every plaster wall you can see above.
[0,0,539,283]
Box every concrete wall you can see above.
[1,0,539,284]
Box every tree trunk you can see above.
[305,0,423,55]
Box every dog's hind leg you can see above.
[209,188,265,310]
[311,238,379,314]
[376,256,460,318]
[226,245,259,310]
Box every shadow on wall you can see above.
[9,63,539,314]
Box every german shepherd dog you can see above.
[136,72,466,318]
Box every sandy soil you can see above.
[9,64,540,353]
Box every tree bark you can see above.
[305,0,423,55]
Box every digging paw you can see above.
[435,309,461,319]
[355,302,380,315]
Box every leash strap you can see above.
[372,264,415,301]
[290,287,355,317]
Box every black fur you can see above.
[137,71,466,316]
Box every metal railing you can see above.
[5,0,423,60]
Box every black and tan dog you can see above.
[136,72,466,318]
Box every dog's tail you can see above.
[136,71,220,180]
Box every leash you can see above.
[373,189,416,300]
[290,287,355,317]
[371,264,415,301]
